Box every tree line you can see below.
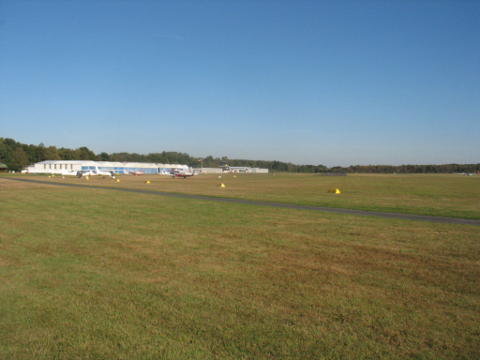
[0,137,478,173]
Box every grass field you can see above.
[19,172,480,219]
[1,176,479,359]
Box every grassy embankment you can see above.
[19,172,480,219]
[0,178,479,359]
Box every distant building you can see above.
[196,166,269,174]
[226,166,269,174]
[23,160,190,176]
[0,162,8,172]
[196,167,223,174]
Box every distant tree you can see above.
[43,146,61,160]
[98,152,110,161]
[75,147,96,160]
[203,156,216,167]
[0,139,13,165]
[58,147,76,160]
[10,147,29,171]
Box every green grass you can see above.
[0,179,479,359]
[16,172,480,219]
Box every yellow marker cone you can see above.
[85,176,89,180]
[233,175,237,178]
[219,183,226,188]
[328,188,341,194]
[145,180,151,184]
[116,179,120,183]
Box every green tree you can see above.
[10,147,29,171]
[75,147,96,160]
[98,152,110,161]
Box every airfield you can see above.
[1,173,479,359]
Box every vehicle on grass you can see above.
[171,169,196,179]
[76,169,113,177]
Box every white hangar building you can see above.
[24,160,190,176]
[197,166,269,174]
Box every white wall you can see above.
[251,168,269,174]
[24,160,189,175]
[197,168,223,174]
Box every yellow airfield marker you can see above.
[233,175,237,178]
[116,179,120,183]
[85,176,90,181]
[328,188,341,194]
[218,175,222,179]
[219,183,226,188]
[145,180,151,184]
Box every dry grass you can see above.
[17,172,480,219]
[0,177,50,190]
[0,179,479,359]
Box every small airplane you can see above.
[171,169,195,179]
[76,168,113,177]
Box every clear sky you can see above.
[0,0,479,166]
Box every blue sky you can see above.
[0,0,479,166]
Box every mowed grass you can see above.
[0,179,479,359]
[21,172,480,219]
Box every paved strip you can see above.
[6,177,480,226]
